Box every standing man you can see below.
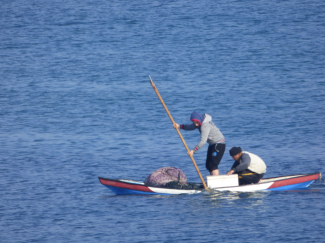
[227,147,267,185]
[173,111,226,175]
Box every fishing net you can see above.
[164,181,204,189]
[144,167,187,187]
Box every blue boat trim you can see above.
[104,185,170,195]
[267,180,314,191]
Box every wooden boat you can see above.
[98,172,321,195]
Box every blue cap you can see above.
[190,111,203,126]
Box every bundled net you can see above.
[144,167,187,187]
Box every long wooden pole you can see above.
[149,76,209,190]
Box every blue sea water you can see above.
[1,0,325,242]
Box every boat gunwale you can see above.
[98,177,205,191]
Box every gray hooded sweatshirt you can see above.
[181,114,225,151]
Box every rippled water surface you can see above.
[1,0,325,242]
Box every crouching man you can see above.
[227,147,266,185]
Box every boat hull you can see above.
[98,172,321,195]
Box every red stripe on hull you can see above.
[268,173,319,189]
[99,178,154,193]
